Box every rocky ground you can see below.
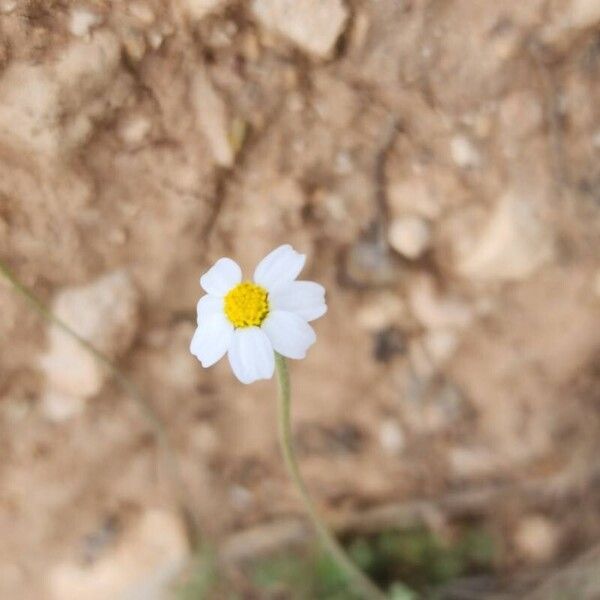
[0,0,599,598]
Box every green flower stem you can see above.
[0,258,202,550]
[274,352,387,600]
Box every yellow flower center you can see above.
[224,282,270,328]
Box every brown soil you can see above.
[0,1,599,598]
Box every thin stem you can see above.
[274,352,388,600]
[0,258,202,549]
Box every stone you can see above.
[423,329,459,365]
[570,0,600,29]
[122,30,147,62]
[388,216,432,259]
[191,69,234,167]
[541,0,600,47]
[128,2,156,24]
[388,176,443,220]
[180,0,227,21]
[50,510,188,600]
[514,515,560,563]
[118,114,152,147]
[356,292,406,332]
[499,91,543,139]
[69,7,103,37]
[457,192,554,282]
[0,31,122,156]
[41,392,86,423]
[252,0,349,59]
[379,419,405,455]
[0,0,16,14]
[39,271,139,405]
[450,135,481,169]
[408,274,473,330]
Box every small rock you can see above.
[541,0,600,46]
[0,0,16,14]
[128,2,155,24]
[190,423,219,454]
[379,419,405,455]
[450,135,481,169]
[118,114,152,147]
[514,515,560,563]
[449,446,499,478]
[408,274,473,330]
[252,0,349,59]
[180,0,227,21]
[191,69,234,167]
[423,329,459,365]
[388,216,432,259]
[230,485,253,510]
[122,30,147,62]
[147,28,166,50]
[388,176,442,220]
[41,391,86,422]
[457,192,554,281]
[69,6,103,37]
[50,510,188,600]
[499,91,543,139]
[356,292,406,332]
[39,271,139,405]
[570,0,600,29]
[0,31,121,155]
[343,235,406,287]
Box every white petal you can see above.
[269,281,327,322]
[262,310,316,360]
[190,313,234,368]
[196,294,224,324]
[200,258,242,297]
[227,327,275,384]
[253,244,306,292]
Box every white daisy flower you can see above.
[190,244,327,384]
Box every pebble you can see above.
[450,135,481,169]
[457,192,554,282]
[0,31,121,155]
[69,7,103,37]
[499,91,543,139]
[122,30,147,62]
[343,236,406,287]
[514,515,560,563]
[356,292,406,332]
[0,0,16,14]
[570,0,600,29]
[408,274,473,330]
[423,329,459,366]
[388,216,432,259]
[118,114,152,147]
[50,510,188,600]
[191,69,234,167]
[252,0,349,59]
[180,0,228,21]
[39,271,139,407]
[379,419,406,455]
[128,2,155,24]
[388,177,442,220]
[41,392,86,423]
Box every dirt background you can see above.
[0,0,599,598]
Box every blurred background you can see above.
[1,1,599,598]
